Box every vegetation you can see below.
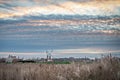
[37,61,71,64]
[0,56,120,80]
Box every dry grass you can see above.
[0,57,120,80]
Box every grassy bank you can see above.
[37,61,71,64]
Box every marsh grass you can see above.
[0,57,120,80]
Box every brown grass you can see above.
[0,57,120,80]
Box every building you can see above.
[46,50,53,62]
[6,55,17,63]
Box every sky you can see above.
[0,0,120,58]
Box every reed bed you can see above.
[0,57,120,80]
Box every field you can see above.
[0,57,120,80]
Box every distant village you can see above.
[0,54,96,63]
[0,51,120,63]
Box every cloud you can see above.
[0,0,120,19]
[54,48,120,54]
[0,0,120,53]
[0,17,120,37]
[0,48,120,55]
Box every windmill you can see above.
[46,50,53,62]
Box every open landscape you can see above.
[0,0,120,80]
[0,56,120,80]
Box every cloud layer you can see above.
[0,0,120,54]
[0,0,120,19]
